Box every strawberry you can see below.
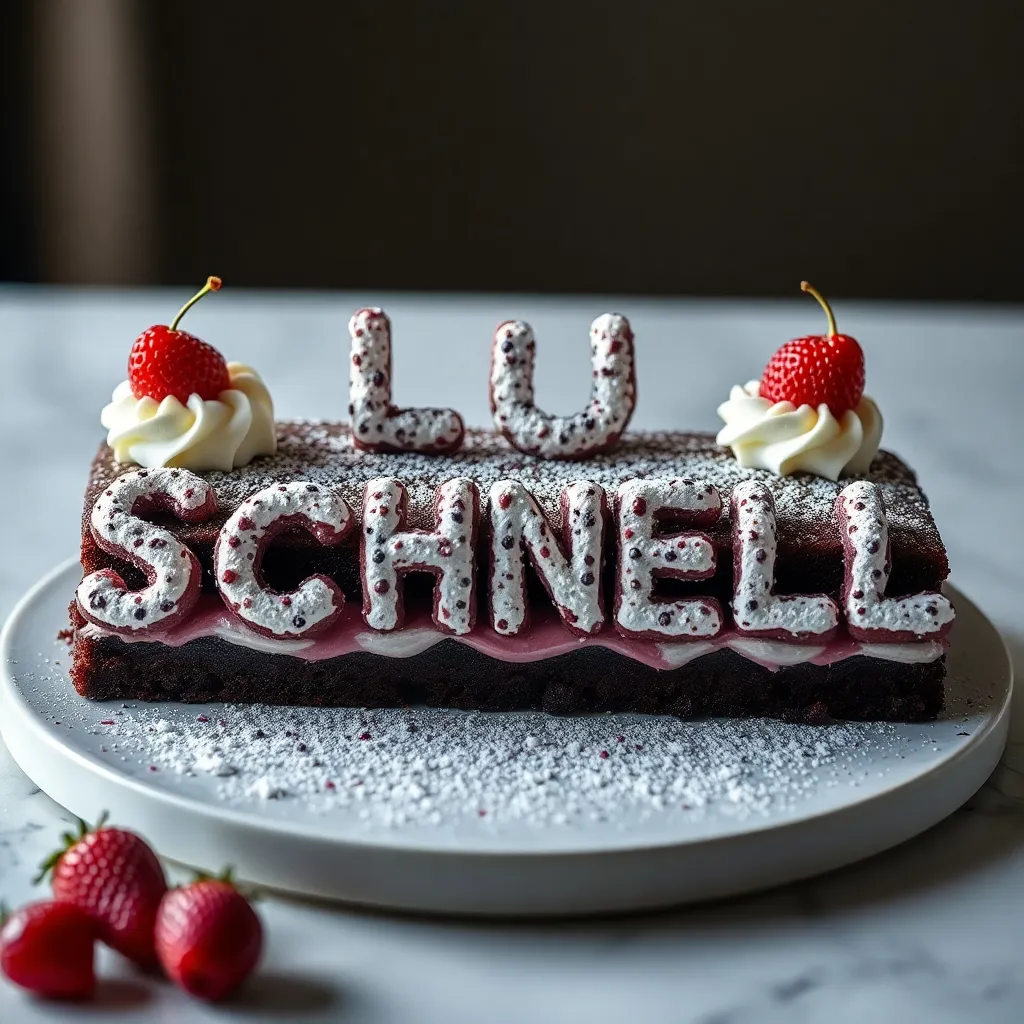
[128,276,231,404]
[37,813,167,967]
[759,281,865,416]
[155,876,262,1002]
[0,901,97,1000]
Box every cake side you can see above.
[70,626,944,724]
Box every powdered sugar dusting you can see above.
[80,700,906,834]
[85,424,944,546]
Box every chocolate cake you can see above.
[70,425,951,722]
[68,285,955,722]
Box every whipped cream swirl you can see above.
[716,381,883,480]
[101,363,277,471]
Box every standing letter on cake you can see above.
[489,314,636,459]
[348,308,465,453]
[730,480,838,640]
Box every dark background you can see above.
[3,1,1023,299]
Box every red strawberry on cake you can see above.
[717,282,882,480]
[759,281,865,414]
[128,276,232,404]
[101,277,277,473]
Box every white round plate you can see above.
[0,560,1012,916]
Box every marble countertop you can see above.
[1,287,1022,1022]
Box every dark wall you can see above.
[7,2,1024,298]
[0,2,35,282]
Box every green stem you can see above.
[800,281,838,338]
[170,276,222,331]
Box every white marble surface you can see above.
[1,286,1022,1022]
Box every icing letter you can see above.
[614,478,723,639]
[489,314,636,459]
[76,469,216,633]
[348,307,465,453]
[836,481,954,641]
[488,480,607,637]
[730,480,838,640]
[362,477,479,635]
[214,482,354,638]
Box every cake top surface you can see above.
[85,422,947,571]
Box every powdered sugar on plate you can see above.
[72,699,911,835]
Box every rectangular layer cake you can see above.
[69,423,951,722]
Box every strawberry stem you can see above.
[184,865,262,900]
[33,811,110,885]
[800,281,837,338]
[169,276,222,332]
[190,865,235,886]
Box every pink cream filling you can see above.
[79,596,947,672]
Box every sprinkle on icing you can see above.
[213,482,354,638]
[613,478,724,640]
[730,480,839,640]
[348,308,465,453]
[76,468,217,634]
[489,314,636,459]
[836,481,954,642]
[361,476,479,635]
[488,480,608,637]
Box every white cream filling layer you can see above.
[80,616,946,670]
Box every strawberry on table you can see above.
[0,901,97,1000]
[155,875,263,1002]
[759,281,865,415]
[37,813,167,967]
[128,276,231,404]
